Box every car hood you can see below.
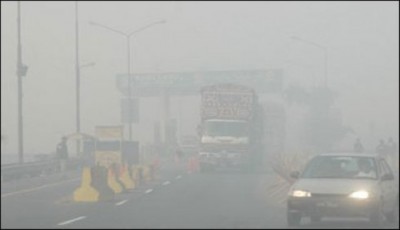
[291,178,378,195]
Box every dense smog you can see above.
[1,1,399,229]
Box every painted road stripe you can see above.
[57,216,86,226]
[145,189,153,194]
[176,175,182,179]
[115,199,128,206]
[162,181,170,185]
[1,177,80,198]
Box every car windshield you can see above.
[301,155,378,179]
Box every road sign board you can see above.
[95,126,123,140]
[116,69,283,97]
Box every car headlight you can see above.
[349,190,369,199]
[289,190,312,197]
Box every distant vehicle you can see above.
[287,153,398,226]
[178,135,199,156]
[197,84,264,172]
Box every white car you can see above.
[287,153,399,226]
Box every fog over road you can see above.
[1,159,398,229]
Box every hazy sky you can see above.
[1,1,398,156]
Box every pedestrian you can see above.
[376,139,387,158]
[56,136,68,172]
[353,138,364,153]
[386,137,398,170]
[387,137,397,155]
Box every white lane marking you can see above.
[145,189,153,194]
[175,175,182,179]
[162,181,170,185]
[57,216,86,226]
[115,199,128,206]
[1,177,80,198]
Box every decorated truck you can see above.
[197,83,264,172]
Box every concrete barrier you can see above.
[73,167,100,202]
[130,165,142,186]
[119,163,135,190]
[107,166,123,194]
[142,165,151,183]
[90,165,115,201]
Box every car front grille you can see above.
[311,193,347,199]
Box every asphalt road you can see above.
[1,158,398,229]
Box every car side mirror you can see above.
[381,173,394,181]
[290,171,300,179]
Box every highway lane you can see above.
[65,169,284,229]
[63,169,399,229]
[1,158,181,229]
[2,159,398,229]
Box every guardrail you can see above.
[1,158,82,182]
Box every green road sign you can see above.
[116,69,283,97]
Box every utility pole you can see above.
[75,1,81,156]
[17,1,28,164]
[90,19,166,141]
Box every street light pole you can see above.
[75,1,81,156]
[17,1,28,164]
[291,36,328,88]
[126,36,132,140]
[90,20,166,141]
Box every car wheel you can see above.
[369,200,384,226]
[287,211,301,226]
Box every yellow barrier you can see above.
[119,163,135,190]
[142,165,151,182]
[130,165,140,185]
[107,166,123,194]
[90,165,115,201]
[73,167,100,202]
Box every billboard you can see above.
[116,69,283,97]
[95,125,123,140]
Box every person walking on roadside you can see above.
[56,136,68,172]
[376,139,387,158]
[386,137,398,170]
[353,138,364,153]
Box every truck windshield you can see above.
[204,120,248,137]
